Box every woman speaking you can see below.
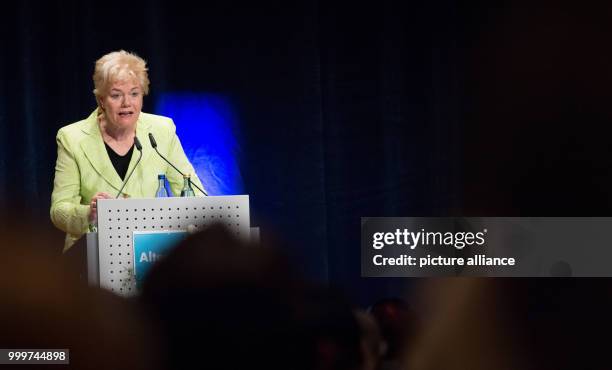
[50,50,205,252]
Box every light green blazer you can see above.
[50,109,205,252]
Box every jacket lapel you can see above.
[134,115,153,166]
[80,110,124,192]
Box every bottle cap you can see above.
[158,174,166,179]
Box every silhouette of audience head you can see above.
[0,222,162,370]
[139,223,303,370]
[354,309,383,370]
[294,284,363,370]
[406,279,612,370]
[369,297,419,362]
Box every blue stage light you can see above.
[155,93,243,195]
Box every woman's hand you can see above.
[89,192,112,223]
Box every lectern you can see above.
[86,195,251,296]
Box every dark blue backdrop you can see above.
[2,0,612,305]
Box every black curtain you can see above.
[2,0,612,305]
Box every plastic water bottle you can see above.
[155,174,170,197]
[180,174,196,197]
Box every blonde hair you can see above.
[92,50,150,101]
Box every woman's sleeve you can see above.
[50,129,90,235]
[164,119,207,197]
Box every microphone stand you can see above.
[148,133,208,196]
[116,137,144,198]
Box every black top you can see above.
[104,142,134,180]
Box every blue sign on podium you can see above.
[133,231,188,287]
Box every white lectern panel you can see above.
[97,195,250,296]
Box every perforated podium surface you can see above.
[94,195,250,296]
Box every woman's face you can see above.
[100,79,143,130]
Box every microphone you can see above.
[148,133,208,196]
[134,136,143,151]
[115,136,144,198]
